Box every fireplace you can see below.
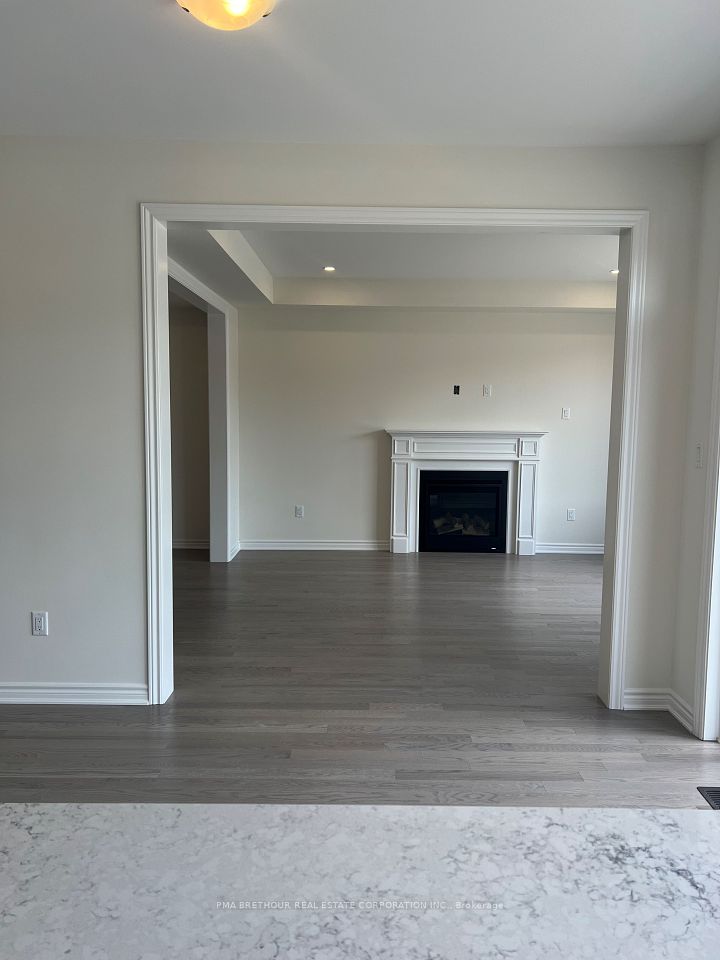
[419,470,508,553]
[387,430,546,555]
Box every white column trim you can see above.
[602,216,649,712]
[142,208,173,706]
[694,271,720,741]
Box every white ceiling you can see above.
[238,229,620,281]
[167,222,619,305]
[1,1,719,145]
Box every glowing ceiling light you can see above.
[177,0,275,31]
[323,266,336,273]
[610,269,620,276]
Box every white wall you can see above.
[674,135,720,708]
[169,302,209,546]
[271,277,617,310]
[236,307,613,548]
[0,138,702,697]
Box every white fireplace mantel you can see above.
[387,429,547,556]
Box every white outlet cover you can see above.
[294,505,305,519]
[483,384,492,398]
[562,407,571,420]
[31,611,48,636]
[567,509,576,522]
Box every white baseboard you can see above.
[536,542,604,555]
[174,541,241,559]
[623,688,669,711]
[667,690,695,733]
[238,540,390,552]
[622,688,695,733]
[0,683,150,705]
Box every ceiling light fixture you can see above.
[610,268,620,276]
[323,266,336,273]
[177,0,275,31]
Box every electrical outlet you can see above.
[31,611,49,637]
[453,385,460,395]
[567,508,576,522]
[483,384,492,399]
[294,504,305,519]
[562,407,571,420]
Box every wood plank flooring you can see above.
[1,552,718,806]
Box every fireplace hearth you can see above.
[419,470,508,553]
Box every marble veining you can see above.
[1,803,719,958]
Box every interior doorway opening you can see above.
[142,205,650,718]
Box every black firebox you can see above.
[419,470,508,553]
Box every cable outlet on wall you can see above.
[566,508,576,522]
[482,384,492,398]
[31,611,49,636]
[294,504,305,519]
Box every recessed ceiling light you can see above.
[324,266,336,273]
[177,0,275,31]
[610,268,620,276]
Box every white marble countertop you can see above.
[1,803,719,959]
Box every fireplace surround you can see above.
[387,430,546,555]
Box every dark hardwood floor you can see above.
[1,552,717,806]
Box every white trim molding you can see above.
[668,691,696,733]
[142,206,173,706]
[693,272,720,741]
[622,688,669,711]
[143,205,652,232]
[622,688,694,733]
[239,540,390,551]
[599,218,649,711]
[387,429,545,556]
[536,543,605,555]
[142,204,650,708]
[0,683,149,705]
